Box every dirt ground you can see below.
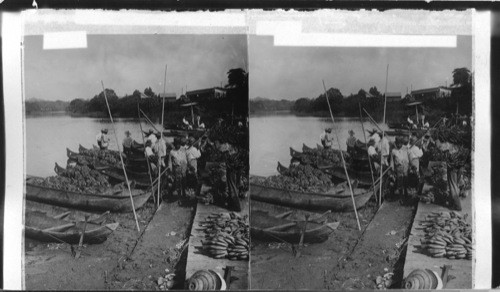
[24,198,195,290]
[250,199,416,290]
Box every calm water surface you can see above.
[250,115,380,177]
[28,114,383,178]
[26,115,164,177]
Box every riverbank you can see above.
[24,199,195,290]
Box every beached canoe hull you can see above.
[251,214,331,244]
[25,210,118,244]
[25,176,153,213]
[250,179,376,212]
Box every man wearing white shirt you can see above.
[320,128,334,149]
[146,129,157,145]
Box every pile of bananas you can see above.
[207,163,227,196]
[252,164,334,193]
[79,148,121,167]
[432,125,471,147]
[299,148,342,168]
[30,164,113,195]
[419,211,473,260]
[427,146,471,170]
[420,192,435,204]
[199,212,249,261]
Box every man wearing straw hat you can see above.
[391,136,409,202]
[168,137,188,199]
[346,129,357,156]
[96,128,110,150]
[153,132,167,168]
[186,136,202,190]
[408,136,424,194]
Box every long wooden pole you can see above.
[383,64,389,125]
[137,102,155,204]
[362,108,384,133]
[359,103,377,204]
[158,65,167,207]
[381,64,389,205]
[139,109,160,132]
[322,80,361,231]
[101,81,140,232]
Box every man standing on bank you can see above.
[320,128,334,149]
[96,128,110,150]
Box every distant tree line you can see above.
[25,99,69,114]
[288,68,472,121]
[249,98,295,114]
[64,68,249,125]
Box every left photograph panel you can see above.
[23,33,249,290]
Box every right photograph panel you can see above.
[248,13,474,290]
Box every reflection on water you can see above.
[250,115,376,177]
[26,115,164,177]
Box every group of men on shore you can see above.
[320,126,433,203]
[96,124,244,211]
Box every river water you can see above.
[26,114,164,177]
[27,113,380,178]
[250,115,377,177]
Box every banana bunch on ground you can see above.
[419,211,473,260]
[420,191,435,204]
[199,212,249,261]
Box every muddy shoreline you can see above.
[251,199,416,290]
[25,199,196,290]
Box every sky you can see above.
[249,35,472,100]
[24,34,247,101]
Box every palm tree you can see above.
[225,68,248,120]
[452,67,471,87]
[226,68,247,89]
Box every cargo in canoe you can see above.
[25,209,118,244]
[25,175,154,213]
[251,202,339,244]
[250,175,376,212]
[66,148,115,170]
[99,167,153,188]
[276,162,359,190]
[289,147,337,170]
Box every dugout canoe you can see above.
[327,167,376,187]
[25,175,153,212]
[25,209,118,244]
[99,167,152,188]
[250,206,338,244]
[163,128,206,138]
[250,176,376,212]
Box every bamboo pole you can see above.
[101,81,140,232]
[383,64,389,125]
[380,64,389,205]
[137,102,156,204]
[379,131,385,206]
[139,109,160,132]
[322,80,361,231]
[158,65,167,208]
[362,108,384,133]
[358,103,377,204]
